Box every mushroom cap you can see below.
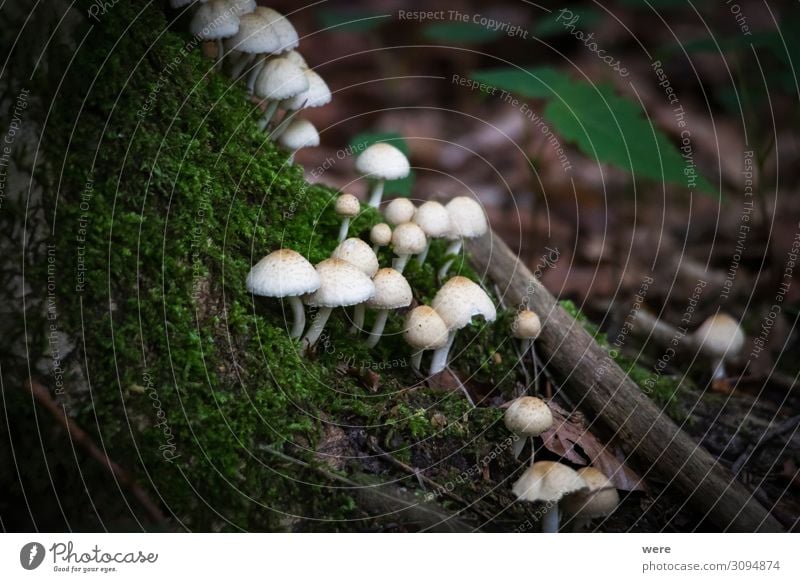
[431,276,496,330]
[384,198,416,226]
[370,223,392,246]
[282,70,332,110]
[445,196,488,240]
[367,268,413,309]
[404,306,449,350]
[190,0,241,39]
[304,258,375,308]
[561,467,620,519]
[229,0,257,16]
[278,119,319,151]
[254,57,309,101]
[512,461,588,503]
[694,313,745,359]
[227,8,281,53]
[414,200,451,238]
[355,143,410,181]
[503,396,553,437]
[391,222,427,256]
[513,310,542,340]
[257,7,298,52]
[334,193,360,218]
[283,50,308,69]
[331,238,379,277]
[246,249,320,297]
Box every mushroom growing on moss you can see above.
[301,258,375,350]
[246,249,320,338]
[404,306,449,372]
[330,238,379,333]
[355,143,410,208]
[513,309,542,392]
[365,268,412,348]
[413,200,451,266]
[273,69,332,139]
[693,313,745,381]
[277,118,318,163]
[244,8,299,93]
[370,223,392,254]
[384,197,416,226]
[254,57,308,130]
[190,0,241,69]
[438,196,488,279]
[512,461,588,533]
[503,396,553,464]
[561,467,620,531]
[391,222,427,273]
[225,8,282,81]
[334,194,360,243]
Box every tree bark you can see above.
[467,230,783,532]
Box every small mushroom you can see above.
[391,222,427,273]
[244,8,299,93]
[370,223,392,254]
[254,57,308,130]
[330,238,379,333]
[413,200,451,265]
[404,306,449,372]
[438,196,488,279]
[383,197,416,226]
[365,268,412,348]
[693,313,745,381]
[561,467,620,531]
[246,249,320,338]
[355,143,410,208]
[277,118,319,163]
[302,258,375,349]
[283,50,308,69]
[512,461,588,533]
[429,276,496,378]
[273,70,332,138]
[190,0,241,69]
[513,309,542,392]
[225,7,284,81]
[503,396,553,464]
[334,194,360,243]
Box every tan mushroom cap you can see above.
[384,198,416,226]
[413,200,451,238]
[561,467,620,519]
[404,306,449,350]
[513,310,542,340]
[391,222,427,255]
[445,196,488,240]
[303,258,375,308]
[331,238,379,277]
[355,142,410,181]
[282,70,332,110]
[694,313,745,359]
[254,57,308,101]
[190,0,241,39]
[367,268,412,309]
[503,396,553,437]
[246,249,320,297]
[370,223,392,246]
[278,119,319,151]
[431,276,496,330]
[335,194,360,218]
[512,461,588,503]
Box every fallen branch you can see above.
[467,230,783,532]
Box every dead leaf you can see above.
[540,401,645,492]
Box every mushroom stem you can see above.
[540,503,560,533]
[302,307,333,349]
[350,303,366,334]
[711,357,727,381]
[416,240,431,266]
[372,243,381,254]
[229,52,253,80]
[429,329,456,375]
[288,295,306,339]
[392,254,410,273]
[410,350,423,372]
[518,338,540,394]
[529,436,536,466]
[338,218,351,243]
[367,179,385,208]
[259,100,279,131]
[365,310,389,348]
[247,55,265,94]
[271,109,299,140]
[437,240,463,280]
[512,436,526,460]
[215,38,225,70]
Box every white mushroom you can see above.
[513,309,543,392]
[383,198,416,226]
[272,70,332,138]
[365,268,412,348]
[404,306,449,372]
[334,194,360,243]
[561,467,620,531]
[413,201,451,266]
[254,57,308,130]
[693,313,745,381]
[355,143,410,208]
[243,8,299,93]
[391,222,427,273]
[330,238,379,333]
[438,196,488,279]
[190,0,241,69]
[370,223,392,254]
[512,461,588,533]
[225,7,283,80]
[277,118,319,163]
[503,396,553,463]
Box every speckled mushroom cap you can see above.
[303,258,375,308]
[282,70,332,110]
[246,249,320,297]
[694,313,745,359]
[391,222,427,255]
[513,310,542,340]
[431,276,496,330]
[367,268,412,310]
[384,198,416,226]
[227,8,281,54]
[445,196,488,240]
[258,7,298,52]
[512,461,588,503]
[335,194,360,218]
[190,0,241,39]
[254,57,308,100]
[404,306,449,350]
[561,467,620,519]
[355,143,410,181]
[278,119,319,151]
[503,396,553,437]
[370,223,392,247]
[283,50,308,69]
[331,238,379,277]
[413,201,451,238]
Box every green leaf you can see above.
[532,7,601,38]
[316,9,389,32]
[422,22,503,45]
[471,66,572,99]
[349,132,415,197]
